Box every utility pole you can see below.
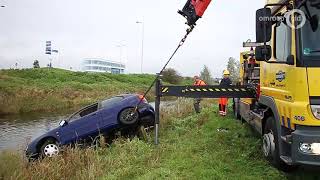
[136,21,144,74]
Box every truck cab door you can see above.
[262,20,293,99]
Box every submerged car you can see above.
[26,94,154,159]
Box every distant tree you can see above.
[33,60,40,68]
[227,57,240,83]
[162,68,183,84]
[200,65,214,84]
[183,76,193,84]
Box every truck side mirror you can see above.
[286,55,295,65]
[310,15,319,32]
[255,45,271,61]
[256,8,272,43]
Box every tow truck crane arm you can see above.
[134,0,213,110]
[133,0,221,144]
[178,0,212,26]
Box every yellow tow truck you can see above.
[233,0,320,170]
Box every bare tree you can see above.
[162,68,183,84]
[200,65,214,85]
[33,60,40,68]
[227,57,240,83]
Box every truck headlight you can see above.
[300,143,320,155]
[311,105,320,120]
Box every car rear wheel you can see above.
[40,139,60,158]
[119,108,139,125]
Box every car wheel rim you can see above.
[44,144,59,157]
[122,109,137,122]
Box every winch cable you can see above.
[133,25,195,112]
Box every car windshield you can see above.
[299,0,320,59]
[68,103,98,122]
[100,96,124,109]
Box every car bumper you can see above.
[138,103,154,114]
[138,103,155,126]
[26,145,39,160]
[292,125,320,166]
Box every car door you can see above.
[58,112,82,145]
[58,104,102,144]
[73,104,102,142]
[98,96,124,131]
[99,106,119,132]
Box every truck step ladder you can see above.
[281,135,292,144]
[280,155,293,165]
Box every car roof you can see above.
[100,94,136,102]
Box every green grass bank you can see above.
[3,99,314,180]
[0,68,184,115]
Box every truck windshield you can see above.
[299,1,320,60]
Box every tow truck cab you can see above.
[236,0,320,169]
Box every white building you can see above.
[82,58,125,74]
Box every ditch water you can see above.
[0,112,67,151]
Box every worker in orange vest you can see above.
[193,75,207,113]
[219,70,232,116]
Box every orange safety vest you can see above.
[194,80,206,86]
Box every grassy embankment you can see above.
[0,69,317,179]
[0,68,187,115]
[1,99,303,180]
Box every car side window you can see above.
[69,103,98,122]
[69,113,81,121]
[274,21,291,62]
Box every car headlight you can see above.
[311,105,320,120]
[300,143,320,155]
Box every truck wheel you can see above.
[263,117,292,171]
[232,98,241,120]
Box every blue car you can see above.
[26,94,154,159]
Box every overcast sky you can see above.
[0,0,265,77]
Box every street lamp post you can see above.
[136,21,144,74]
[116,44,127,64]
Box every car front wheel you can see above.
[40,139,60,158]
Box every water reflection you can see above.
[0,113,67,151]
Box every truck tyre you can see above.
[232,98,241,120]
[263,117,292,171]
